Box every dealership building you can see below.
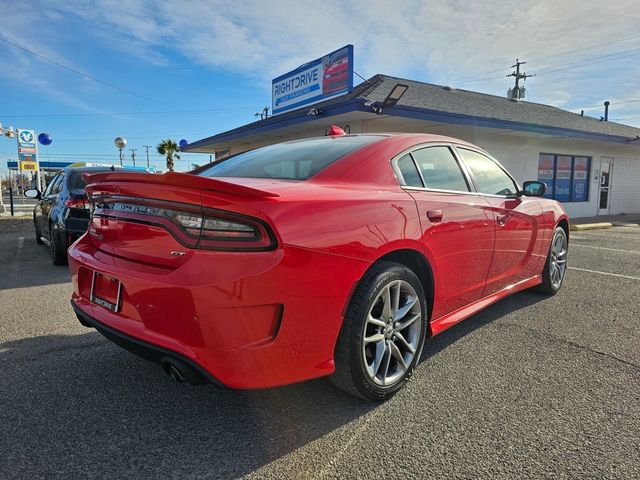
[184,73,640,219]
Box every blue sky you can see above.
[1,0,639,175]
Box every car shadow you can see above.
[0,235,71,291]
[0,290,546,478]
[421,289,547,361]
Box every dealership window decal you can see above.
[537,154,590,202]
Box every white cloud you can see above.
[3,0,640,124]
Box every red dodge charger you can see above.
[69,131,569,400]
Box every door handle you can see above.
[427,210,443,223]
[496,213,509,226]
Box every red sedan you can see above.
[68,131,569,401]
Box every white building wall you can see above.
[362,117,640,218]
[610,157,640,215]
[466,133,640,218]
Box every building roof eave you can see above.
[385,104,640,145]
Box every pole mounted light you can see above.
[0,124,16,138]
[114,137,127,166]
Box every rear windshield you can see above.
[68,171,88,191]
[68,170,111,191]
[198,136,382,180]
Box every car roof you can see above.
[61,166,137,174]
[368,132,478,146]
[315,132,482,151]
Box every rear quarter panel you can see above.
[538,198,570,250]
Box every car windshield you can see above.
[197,136,382,180]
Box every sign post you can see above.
[16,129,41,191]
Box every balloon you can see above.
[114,137,127,148]
[179,139,188,149]
[38,133,53,146]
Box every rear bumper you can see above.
[67,234,370,389]
[72,300,225,387]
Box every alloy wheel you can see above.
[550,230,567,288]
[362,279,422,386]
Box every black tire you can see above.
[535,226,568,295]
[50,226,68,266]
[34,218,44,245]
[331,261,427,401]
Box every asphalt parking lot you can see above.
[1,218,638,479]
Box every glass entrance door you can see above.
[598,157,614,214]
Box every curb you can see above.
[570,222,613,231]
[612,222,640,227]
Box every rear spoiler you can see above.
[83,171,279,198]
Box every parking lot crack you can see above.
[3,339,108,364]
[498,322,640,373]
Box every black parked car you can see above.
[25,166,147,265]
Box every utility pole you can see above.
[143,146,151,168]
[130,148,137,166]
[507,59,534,100]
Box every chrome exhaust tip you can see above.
[161,358,203,386]
[167,364,186,383]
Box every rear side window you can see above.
[396,154,423,187]
[457,148,518,196]
[412,147,470,192]
[198,136,382,180]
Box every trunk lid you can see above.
[83,172,280,266]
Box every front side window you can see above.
[458,148,518,196]
[50,173,65,195]
[412,146,470,192]
[198,136,382,180]
[43,174,60,196]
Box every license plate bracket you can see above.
[90,271,122,312]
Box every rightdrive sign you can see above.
[272,45,354,115]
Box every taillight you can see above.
[65,198,87,209]
[91,196,276,251]
[174,211,273,250]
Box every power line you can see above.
[50,131,214,143]
[571,98,640,110]
[447,33,640,85]
[536,50,640,77]
[0,36,171,107]
[528,33,640,62]
[0,152,203,158]
[1,107,256,119]
[456,48,640,87]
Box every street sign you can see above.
[20,161,38,171]
[16,128,41,190]
[17,129,37,151]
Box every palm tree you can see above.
[157,139,180,172]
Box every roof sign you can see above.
[272,45,353,115]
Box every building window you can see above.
[537,154,590,202]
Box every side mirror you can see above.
[521,181,546,197]
[24,189,41,199]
